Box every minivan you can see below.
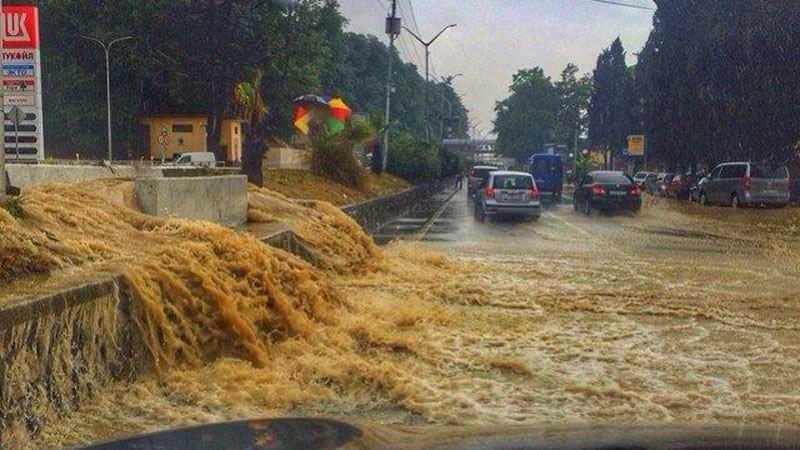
[527,154,563,199]
[698,162,790,207]
[173,152,217,167]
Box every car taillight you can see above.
[484,187,495,198]
[741,175,752,191]
[528,188,539,199]
[628,185,642,196]
[590,184,607,195]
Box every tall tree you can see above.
[494,67,561,163]
[555,63,592,152]
[588,38,634,167]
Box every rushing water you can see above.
[2,181,799,449]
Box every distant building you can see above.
[141,115,244,163]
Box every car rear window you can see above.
[493,175,533,189]
[750,164,788,179]
[593,173,632,184]
[720,164,747,178]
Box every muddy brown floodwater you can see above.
[8,185,800,449]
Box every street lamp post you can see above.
[402,24,456,142]
[0,1,6,202]
[79,35,134,163]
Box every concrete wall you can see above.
[5,163,242,190]
[0,278,149,438]
[134,175,248,226]
[263,146,308,170]
[342,178,454,234]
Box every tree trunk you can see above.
[241,124,264,186]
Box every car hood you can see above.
[76,418,800,450]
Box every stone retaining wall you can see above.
[343,178,454,233]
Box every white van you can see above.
[173,152,217,167]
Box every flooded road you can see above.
[19,183,800,448]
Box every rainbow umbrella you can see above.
[328,97,351,122]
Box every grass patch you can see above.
[2,197,24,218]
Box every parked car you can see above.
[665,174,698,200]
[689,175,709,202]
[641,172,659,191]
[474,171,541,221]
[173,151,217,167]
[468,165,499,196]
[4,170,20,196]
[633,171,651,187]
[573,171,642,215]
[652,172,675,196]
[527,154,563,199]
[697,162,790,207]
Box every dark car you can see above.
[467,165,499,196]
[573,171,642,215]
[527,153,563,199]
[4,170,20,196]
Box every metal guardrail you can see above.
[8,159,242,168]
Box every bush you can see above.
[387,132,442,183]
[308,123,372,190]
[2,198,24,218]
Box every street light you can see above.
[79,34,134,163]
[402,23,456,141]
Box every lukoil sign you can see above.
[2,5,44,161]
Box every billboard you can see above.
[2,5,44,161]
[626,135,645,156]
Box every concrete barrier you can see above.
[5,163,242,190]
[0,278,150,438]
[342,178,455,234]
[134,175,248,226]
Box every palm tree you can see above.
[234,70,268,185]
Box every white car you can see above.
[173,152,217,167]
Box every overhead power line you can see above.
[372,0,388,13]
[585,0,655,11]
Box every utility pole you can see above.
[402,24,456,142]
[80,34,134,163]
[382,0,400,173]
[1,1,6,203]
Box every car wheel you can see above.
[730,193,739,208]
[700,192,708,206]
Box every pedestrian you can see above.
[456,168,464,190]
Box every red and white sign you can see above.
[2,5,43,160]
[2,6,39,49]
[3,78,35,92]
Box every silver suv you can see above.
[698,162,790,207]
[474,171,541,221]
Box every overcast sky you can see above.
[339,0,655,136]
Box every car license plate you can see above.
[610,191,626,196]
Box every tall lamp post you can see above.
[79,34,134,163]
[0,1,6,202]
[402,24,456,142]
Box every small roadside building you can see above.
[142,115,244,163]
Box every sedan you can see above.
[573,171,642,215]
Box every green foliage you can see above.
[308,122,374,190]
[574,152,597,182]
[387,132,442,183]
[493,67,562,163]
[635,1,800,170]
[2,198,24,219]
[37,1,470,161]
